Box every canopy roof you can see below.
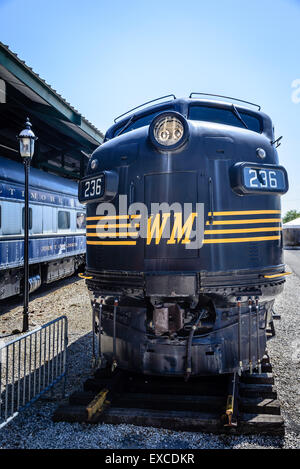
[0,155,78,196]
[283,217,300,228]
[0,42,103,180]
[282,217,300,228]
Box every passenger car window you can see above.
[58,211,70,230]
[22,207,33,230]
[2,202,21,235]
[76,212,86,229]
[189,106,261,133]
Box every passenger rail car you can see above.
[79,94,289,377]
[0,156,86,300]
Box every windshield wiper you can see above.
[116,114,135,137]
[231,104,248,129]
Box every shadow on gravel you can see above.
[64,331,94,395]
[0,330,93,427]
[0,274,81,316]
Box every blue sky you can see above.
[0,0,299,214]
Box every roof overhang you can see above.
[0,42,103,180]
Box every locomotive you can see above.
[79,94,289,377]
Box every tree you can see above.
[283,210,300,224]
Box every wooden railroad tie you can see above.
[53,354,284,436]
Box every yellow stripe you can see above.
[78,273,93,279]
[87,211,281,220]
[86,232,139,237]
[207,210,281,216]
[263,272,291,279]
[204,227,282,234]
[206,218,281,225]
[203,235,280,244]
[86,223,140,228]
[86,215,141,221]
[87,240,137,245]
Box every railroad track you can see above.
[53,353,284,436]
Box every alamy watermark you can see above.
[291,79,300,103]
[89,195,205,249]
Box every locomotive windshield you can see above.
[110,102,262,140]
[189,105,261,133]
[113,108,174,137]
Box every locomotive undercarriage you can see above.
[88,272,284,377]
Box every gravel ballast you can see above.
[0,267,299,449]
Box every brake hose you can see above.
[184,310,206,382]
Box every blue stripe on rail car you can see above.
[0,235,86,270]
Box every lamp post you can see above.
[17,118,37,332]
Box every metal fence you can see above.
[0,316,68,429]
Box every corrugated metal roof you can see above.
[0,155,78,195]
[0,41,104,140]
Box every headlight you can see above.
[149,111,189,151]
[154,116,184,146]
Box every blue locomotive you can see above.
[0,156,86,301]
[79,94,289,377]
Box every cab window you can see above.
[113,108,174,137]
[189,106,261,133]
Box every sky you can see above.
[0,0,299,215]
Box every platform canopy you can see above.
[0,42,103,180]
[283,217,300,229]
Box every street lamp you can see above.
[17,118,37,332]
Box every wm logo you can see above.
[146,210,204,249]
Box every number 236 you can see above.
[248,169,278,188]
[84,178,102,197]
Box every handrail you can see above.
[0,315,67,349]
[114,94,176,122]
[189,92,261,111]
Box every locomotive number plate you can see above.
[243,167,286,192]
[79,174,105,203]
[230,162,288,195]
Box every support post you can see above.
[22,158,30,333]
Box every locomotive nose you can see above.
[82,96,289,379]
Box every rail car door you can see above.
[144,171,201,260]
